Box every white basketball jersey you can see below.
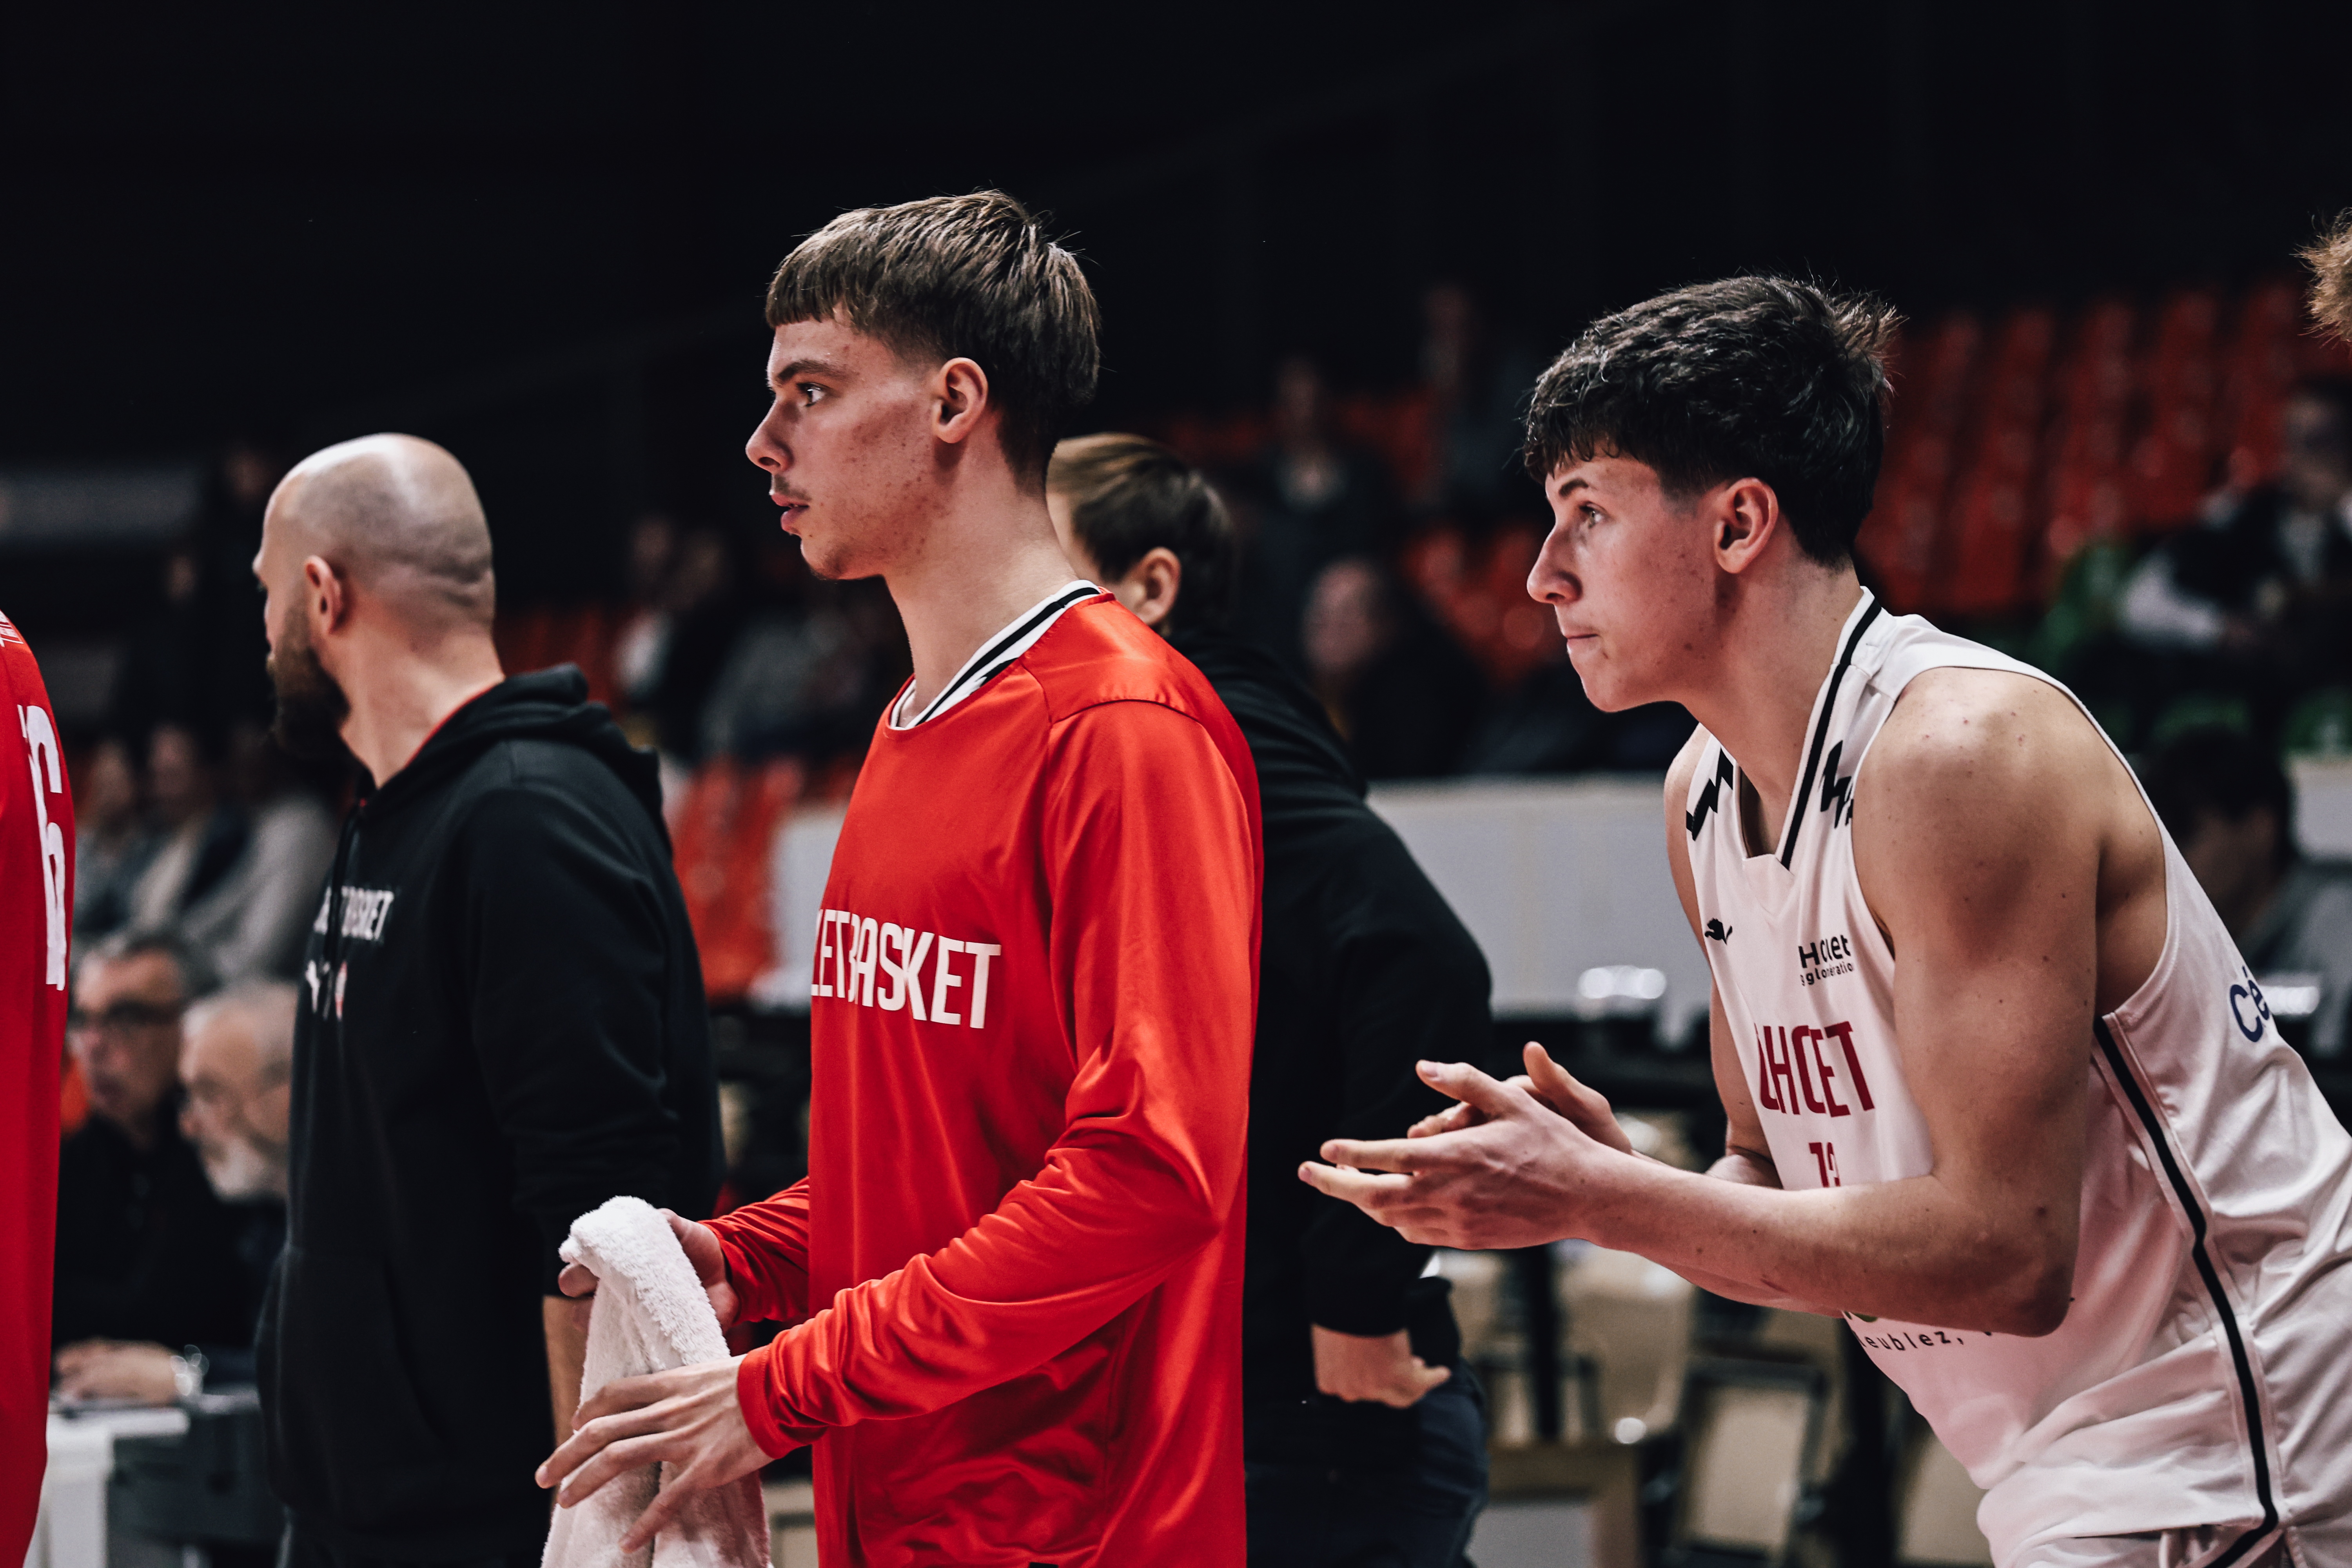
[1684,591,2352,1567]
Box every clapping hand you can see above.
[1298,1043,1637,1249]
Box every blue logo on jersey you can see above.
[2229,969,2271,1043]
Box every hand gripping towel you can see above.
[543,1196,770,1568]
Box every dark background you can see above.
[6,0,2351,628]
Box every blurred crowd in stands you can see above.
[42,270,2352,1409]
[58,278,2352,1036]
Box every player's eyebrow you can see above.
[1553,475,1592,498]
[771,357,850,387]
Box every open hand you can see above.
[1300,1053,1629,1249]
[536,1359,768,1552]
[558,1208,739,1338]
[1311,1325,1450,1408]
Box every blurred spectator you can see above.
[702,554,909,762]
[633,525,748,761]
[2118,379,2352,679]
[178,722,338,982]
[1235,356,1399,671]
[1414,283,1541,513]
[71,737,156,942]
[108,548,208,746]
[53,980,293,1402]
[171,982,295,1381]
[53,933,257,1398]
[2142,727,2352,1059]
[124,723,249,935]
[613,512,681,724]
[1302,557,1483,780]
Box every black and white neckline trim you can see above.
[889,581,1103,730]
[1775,588,1884,869]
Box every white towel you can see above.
[542,1196,771,1568]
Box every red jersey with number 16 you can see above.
[1,610,73,1568]
[708,593,1261,1568]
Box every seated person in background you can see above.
[71,736,154,944]
[2118,378,2352,670]
[2141,728,2352,1061]
[53,933,255,1402]
[124,723,250,936]
[1049,433,1492,1566]
[72,980,296,1397]
[1301,555,1485,780]
[178,722,338,983]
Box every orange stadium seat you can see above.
[2039,298,2141,583]
[1862,314,1982,611]
[1942,307,2057,617]
[672,756,805,1004]
[2125,289,2224,530]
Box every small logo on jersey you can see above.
[1797,932,1855,986]
[1685,751,1738,839]
[2229,967,2272,1043]
[1753,1019,1876,1118]
[1816,740,1859,829]
[1704,919,1733,944]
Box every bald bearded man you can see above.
[250,436,722,1568]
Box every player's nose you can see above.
[1526,538,1579,605]
[744,412,789,474]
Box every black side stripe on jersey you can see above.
[1777,595,1884,868]
[2092,1016,2281,1564]
[910,585,1101,726]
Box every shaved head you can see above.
[269,434,495,627]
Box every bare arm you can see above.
[1305,677,2107,1336]
[544,1297,586,1443]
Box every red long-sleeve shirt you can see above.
[1,611,72,1565]
[706,596,1261,1567]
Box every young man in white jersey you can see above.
[1305,277,2352,1567]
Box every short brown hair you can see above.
[1523,276,1897,565]
[1048,434,1236,634]
[766,191,1100,482]
[2303,212,2352,345]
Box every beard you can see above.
[267,608,352,760]
[200,1129,285,1202]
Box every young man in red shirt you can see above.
[540,192,1263,1566]
[2,610,73,1566]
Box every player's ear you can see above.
[1132,548,1184,630]
[1711,478,1782,576]
[933,357,991,448]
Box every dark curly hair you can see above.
[766,191,1100,484]
[1522,276,1898,565]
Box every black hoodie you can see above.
[258,669,722,1558]
[1171,629,1492,1465]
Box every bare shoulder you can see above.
[1854,668,2117,935]
[1858,666,2163,1004]
[1862,667,2111,825]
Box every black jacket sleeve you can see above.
[457,783,686,1292]
[1301,818,1494,1338]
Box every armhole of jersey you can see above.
[1852,649,2183,1020]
